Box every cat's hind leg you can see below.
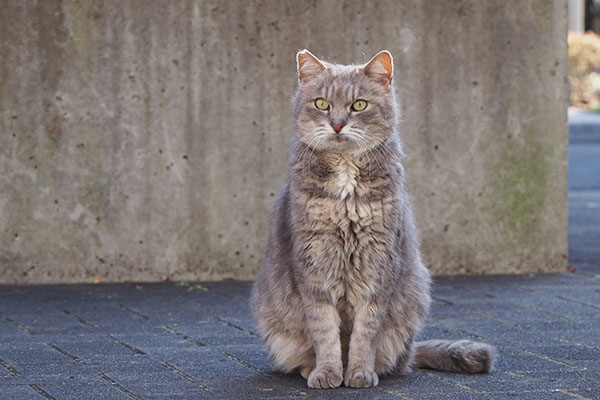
[300,366,313,379]
[374,323,414,376]
[265,331,315,377]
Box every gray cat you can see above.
[251,50,495,389]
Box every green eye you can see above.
[315,98,329,110]
[351,100,367,111]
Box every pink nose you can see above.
[332,123,343,133]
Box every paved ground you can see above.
[1,113,599,400]
[569,110,600,276]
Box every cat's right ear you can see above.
[297,50,326,85]
[363,50,393,87]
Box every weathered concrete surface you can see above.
[0,0,568,283]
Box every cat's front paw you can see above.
[307,366,343,389]
[344,368,379,388]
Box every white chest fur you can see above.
[333,155,359,200]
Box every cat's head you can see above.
[293,50,397,153]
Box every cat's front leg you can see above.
[301,293,343,389]
[344,297,386,388]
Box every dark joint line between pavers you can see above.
[477,388,591,398]
[508,345,586,371]
[470,310,533,332]
[556,388,592,399]
[505,371,527,379]
[290,388,317,399]
[210,289,248,305]
[214,316,260,337]
[431,295,454,305]
[0,358,22,376]
[46,342,81,362]
[558,337,600,352]
[159,361,211,392]
[376,387,415,399]
[423,371,481,393]
[514,302,578,324]
[105,333,146,355]
[160,296,199,313]
[98,373,143,400]
[170,288,248,310]
[61,309,95,329]
[429,319,488,341]
[2,315,32,334]
[160,325,205,347]
[557,295,600,311]
[517,285,537,293]
[566,388,600,399]
[505,368,587,374]
[442,311,594,356]
[29,384,57,400]
[111,301,150,320]
[443,284,496,299]
[221,351,272,378]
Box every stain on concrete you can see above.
[492,137,552,235]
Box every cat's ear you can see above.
[297,49,326,84]
[363,50,393,87]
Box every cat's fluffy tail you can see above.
[412,340,496,373]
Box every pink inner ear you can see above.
[369,60,391,77]
[378,55,393,78]
[365,51,393,83]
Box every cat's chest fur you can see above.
[320,154,388,223]
[295,154,395,305]
[332,155,360,201]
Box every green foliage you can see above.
[187,284,208,292]
[175,281,208,291]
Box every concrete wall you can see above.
[0,0,568,284]
[568,0,585,32]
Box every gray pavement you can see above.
[2,274,600,399]
[569,110,600,191]
[569,110,600,274]
[0,114,599,399]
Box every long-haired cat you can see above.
[251,50,495,389]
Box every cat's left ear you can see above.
[363,50,393,87]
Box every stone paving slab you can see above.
[1,267,599,400]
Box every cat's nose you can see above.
[331,122,344,133]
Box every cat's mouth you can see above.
[330,134,348,142]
